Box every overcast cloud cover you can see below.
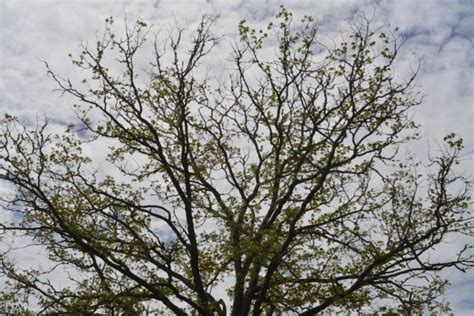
[0,0,473,313]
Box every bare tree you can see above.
[1,8,472,315]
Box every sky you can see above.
[0,0,473,314]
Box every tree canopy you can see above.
[0,7,472,315]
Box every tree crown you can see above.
[0,7,472,315]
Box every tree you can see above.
[0,7,472,315]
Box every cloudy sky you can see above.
[1,0,473,313]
